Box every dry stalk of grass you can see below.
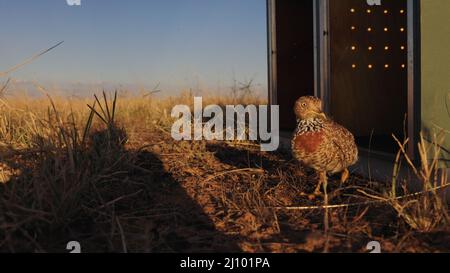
[0,79,11,97]
[0,41,64,78]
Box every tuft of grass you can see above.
[388,133,449,232]
[0,91,133,252]
[360,132,449,232]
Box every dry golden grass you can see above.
[0,90,448,253]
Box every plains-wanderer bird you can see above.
[291,96,358,196]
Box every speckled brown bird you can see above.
[291,96,358,196]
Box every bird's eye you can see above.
[301,103,307,107]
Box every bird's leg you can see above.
[314,171,326,195]
[340,168,350,184]
[308,171,325,200]
[323,171,329,234]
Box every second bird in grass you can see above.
[291,96,358,196]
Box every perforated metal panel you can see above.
[329,0,408,154]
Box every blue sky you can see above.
[0,0,267,95]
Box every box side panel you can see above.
[421,0,450,167]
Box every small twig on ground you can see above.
[115,217,128,253]
[96,190,143,210]
[204,168,265,183]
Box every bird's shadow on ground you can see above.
[205,142,323,182]
[206,142,299,171]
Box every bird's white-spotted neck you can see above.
[296,118,325,134]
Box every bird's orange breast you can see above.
[293,132,324,153]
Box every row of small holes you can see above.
[351,64,406,69]
[351,26,406,32]
[350,9,405,14]
[351,46,406,51]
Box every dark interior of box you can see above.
[274,0,315,132]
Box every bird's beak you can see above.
[318,112,327,119]
[308,110,327,119]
